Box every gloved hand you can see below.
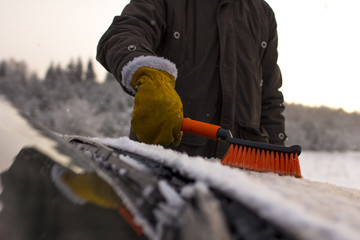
[52,165,143,235]
[131,66,183,146]
[52,164,123,209]
[60,171,123,209]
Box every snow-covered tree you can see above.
[85,59,96,83]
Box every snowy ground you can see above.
[301,151,360,190]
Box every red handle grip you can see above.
[181,118,221,140]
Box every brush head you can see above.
[221,144,302,178]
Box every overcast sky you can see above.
[1,0,359,113]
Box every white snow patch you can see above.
[117,154,152,173]
[158,180,184,208]
[94,136,360,240]
[301,151,360,190]
[181,181,209,199]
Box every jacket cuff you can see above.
[267,130,287,145]
[121,55,178,94]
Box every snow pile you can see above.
[95,137,360,240]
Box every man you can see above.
[97,0,286,158]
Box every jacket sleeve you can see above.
[96,0,177,95]
[260,6,287,145]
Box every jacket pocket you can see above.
[180,132,206,146]
[238,126,270,144]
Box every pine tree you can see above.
[75,58,83,81]
[0,61,6,77]
[85,59,96,82]
[66,59,75,82]
[55,64,66,79]
[44,63,57,87]
[66,58,83,83]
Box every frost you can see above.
[158,180,184,208]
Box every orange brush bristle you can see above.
[222,144,302,178]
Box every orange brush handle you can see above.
[181,118,221,140]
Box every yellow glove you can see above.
[131,66,183,146]
[52,165,143,235]
[60,170,123,209]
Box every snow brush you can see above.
[181,118,302,178]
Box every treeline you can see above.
[0,58,133,137]
[284,104,360,151]
[1,59,359,151]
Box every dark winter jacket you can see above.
[97,0,287,158]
